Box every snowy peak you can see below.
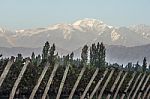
[0,28,5,33]
[73,18,113,29]
[130,24,150,33]
[14,18,114,36]
[0,27,16,36]
[15,18,112,29]
[129,24,150,39]
[0,18,150,49]
[73,18,104,26]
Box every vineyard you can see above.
[0,42,150,99]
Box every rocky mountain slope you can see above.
[1,18,150,51]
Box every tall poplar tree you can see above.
[49,43,56,65]
[90,42,106,67]
[42,41,50,61]
[81,45,88,65]
[142,57,147,72]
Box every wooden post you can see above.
[98,69,115,99]
[147,90,150,99]
[113,72,128,99]
[68,66,86,99]
[42,64,59,99]
[9,60,30,99]
[120,72,136,99]
[106,70,123,99]
[142,83,150,99]
[0,59,14,87]
[89,68,108,99]
[127,73,142,99]
[131,73,146,99]
[56,64,70,99]
[29,62,49,99]
[80,68,99,99]
[137,74,150,99]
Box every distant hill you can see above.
[106,44,150,64]
[72,44,150,65]
[1,44,150,65]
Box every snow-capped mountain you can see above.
[1,18,150,51]
[129,24,150,39]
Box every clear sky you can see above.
[0,0,150,30]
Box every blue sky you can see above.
[0,0,150,29]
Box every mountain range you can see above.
[1,18,150,64]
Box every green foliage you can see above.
[0,54,2,57]
[142,57,147,72]
[48,43,56,65]
[81,45,88,65]
[70,52,74,63]
[63,54,69,66]
[35,54,42,66]
[90,42,106,68]
[135,61,142,72]
[41,42,56,66]
[42,41,50,61]
[31,52,36,64]
[126,62,133,71]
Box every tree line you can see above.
[0,41,150,98]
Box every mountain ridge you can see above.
[1,18,150,50]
